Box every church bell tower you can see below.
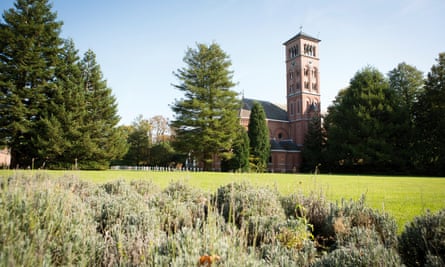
[283,30,321,146]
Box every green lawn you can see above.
[2,169,444,231]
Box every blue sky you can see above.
[1,0,444,125]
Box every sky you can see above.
[1,0,444,125]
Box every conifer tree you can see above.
[301,114,325,173]
[35,39,87,168]
[388,63,424,172]
[414,53,445,175]
[0,0,63,168]
[171,42,240,170]
[247,102,270,172]
[221,124,250,172]
[79,50,127,169]
[324,66,399,173]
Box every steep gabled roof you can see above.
[241,98,288,121]
[283,31,321,45]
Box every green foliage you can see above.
[171,42,240,170]
[0,0,63,168]
[414,53,445,176]
[221,124,250,172]
[150,142,175,167]
[324,66,400,173]
[123,115,152,166]
[0,173,442,265]
[301,114,326,173]
[398,209,445,267]
[247,102,270,172]
[0,0,127,169]
[388,63,424,172]
[79,50,128,169]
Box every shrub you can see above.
[215,182,285,228]
[94,180,164,266]
[260,240,316,266]
[280,191,331,248]
[330,195,398,249]
[159,181,210,234]
[398,209,445,267]
[0,174,101,266]
[313,227,402,267]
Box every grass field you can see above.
[1,169,444,231]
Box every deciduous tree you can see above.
[149,115,170,143]
[123,115,151,166]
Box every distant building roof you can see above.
[270,139,301,152]
[241,98,288,121]
[283,31,321,45]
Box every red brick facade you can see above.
[240,31,321,173]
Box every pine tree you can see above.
[0,0,63,168]
[170,42,240,170]
[414,53,445,175]
[34,39,86,168]
[79,50,127,169]
[247,102,270,172]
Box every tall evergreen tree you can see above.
[247,102,270,172]
[324,66,399,173]
[388,63,424,172]
[221,124,250,172]
[35,39,86,168]
[170,42,240,170]
[79,50,127,169]
[414,53,445,175]
[301,114,325,173]
[0,0,63,168]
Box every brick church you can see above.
[240,31,321,172]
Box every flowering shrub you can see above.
[398,209,445,267]
[0,173,438,266]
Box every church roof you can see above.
[283,31,321,45]
[270,139,301,152]
[241,98,288,121]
